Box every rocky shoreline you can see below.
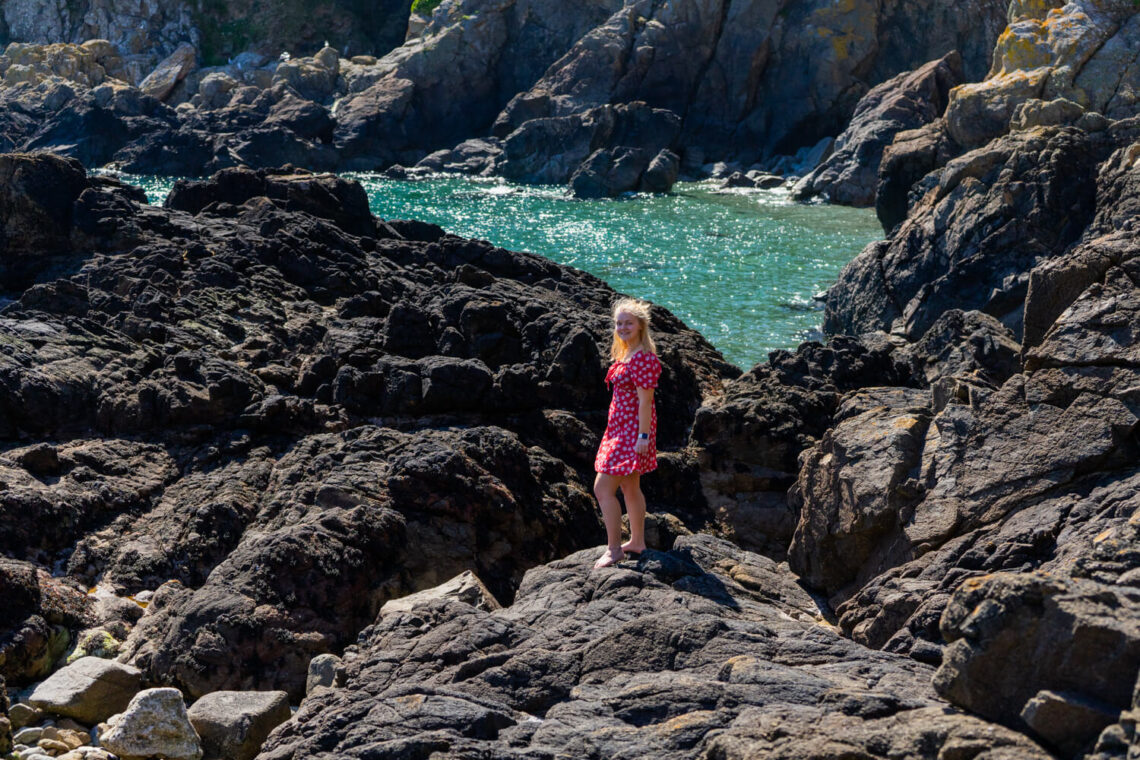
[2,0,1140,759]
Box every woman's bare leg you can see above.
[593,473,625,568]
[620,474,647,554]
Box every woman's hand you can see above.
[634,438,649,455]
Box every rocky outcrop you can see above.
[257,536,1050,760]
[0,155,735,698]
[824,121,1140,341]
[793,52,964,206]
[945,0,1140,150]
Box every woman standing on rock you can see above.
[593,298,662,569]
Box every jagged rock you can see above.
[28,657,141,724]
[794,52,963,207]
[0,558,93,684]
[305,654,342,695]
[689,336,914,557]
[934,573,1140,754]
[874,118,960,232]
[945,0,1140,149]
[0,158,735,701]
[257,535,1048,759]
[187,690,290,760]
[826,126,1102,341]
[101,687,202,760]
[1011,97,1087,132]
[379,570,502,617]
[414,137,502,175]
[496,102,681,187]
[138,42,196,101]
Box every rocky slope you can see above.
[0,0,1010,191]
[0,154,736,706]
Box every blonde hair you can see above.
[609,297,658,362]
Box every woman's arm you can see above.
[635,386,654,453]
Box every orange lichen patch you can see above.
[655,710,720,734]
[1093,528,1114,544]
[892,416,921,430]
[1009,0,1066,22]
[126,595,149,609]
[996,24,1054,73]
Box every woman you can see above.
[593,297,662,569]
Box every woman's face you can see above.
[614,311,641,344]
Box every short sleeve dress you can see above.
[594,350,662,476]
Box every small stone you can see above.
[13,728,43,745]
[305,655,342,695]
[10,704,44,730]
[101,688,202,760]
[38,738,71,753]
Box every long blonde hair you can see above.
[609,297,658,362]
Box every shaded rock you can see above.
[874,119,961,232]
[102,687,202,760]
[187,690,290,760]
[640,149,680,194]
[934,573,1140,752]
[414,137,502,175]
[379,570,502,617]
[570,147,652,199]
[1021,689,1121,759]
[138,43,196,101]
[28,656,141,724]
[496,102,681,187]
[0,558,92,684]
[257,535,1047,759]
[794,52,963,207]
[689,336,914,557]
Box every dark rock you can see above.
[257,535,1048,759]
[0,156,735,701]
[875,119,962,232]
[570,147,652,199]
[826,126,1101,341]
[640,149,680,193]
[794,52,964,207]
[689,336,914,557]
[934,573,1140,754]
[414,138,502,176]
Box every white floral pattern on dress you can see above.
[594,351,661,475]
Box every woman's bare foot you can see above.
[621,540,646,555]
[593,547,625,568]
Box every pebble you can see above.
[39,738,72,753]
[17,748,51,760]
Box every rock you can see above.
[934,573,1140,753]
[794,53,963,207]
[186,690,290,760]
[0,557,93,683]
[257,535,1048,759]
[414,137,502,175]
[101,687,202,760]
[826,125,1101,341]
[9,703,42,730]
[379,570,502,617]
[194,72,238,110]
[496,102,681,187]
[1011,97,1086,132]
[874,119,960,232]
[945,0,1140,149]
[305,654,342,695]
[138,43,196,102]
[570,147,652,199]
[640,149,680,193]
[28,657,142,725]
[0,158,736,703]
[689,336,914,557]
[273,58,337,103]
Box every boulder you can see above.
[379,570,502,617]
[640,149,680,193]
[138,43,196,102]
[28,657,141,724]
[0,557,93,683]
[101,687,202,760]
[187,690,290,760]
[793,52,964,207]
[934,573,1140,754]
[304,654,343,695]
[570,147,652,198]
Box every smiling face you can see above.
[614,310,642,346]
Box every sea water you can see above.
[122,174,882,369]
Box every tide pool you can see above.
[120,173,882,369]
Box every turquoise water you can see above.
[119,173,882,369]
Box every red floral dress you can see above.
[595,350,662,475]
